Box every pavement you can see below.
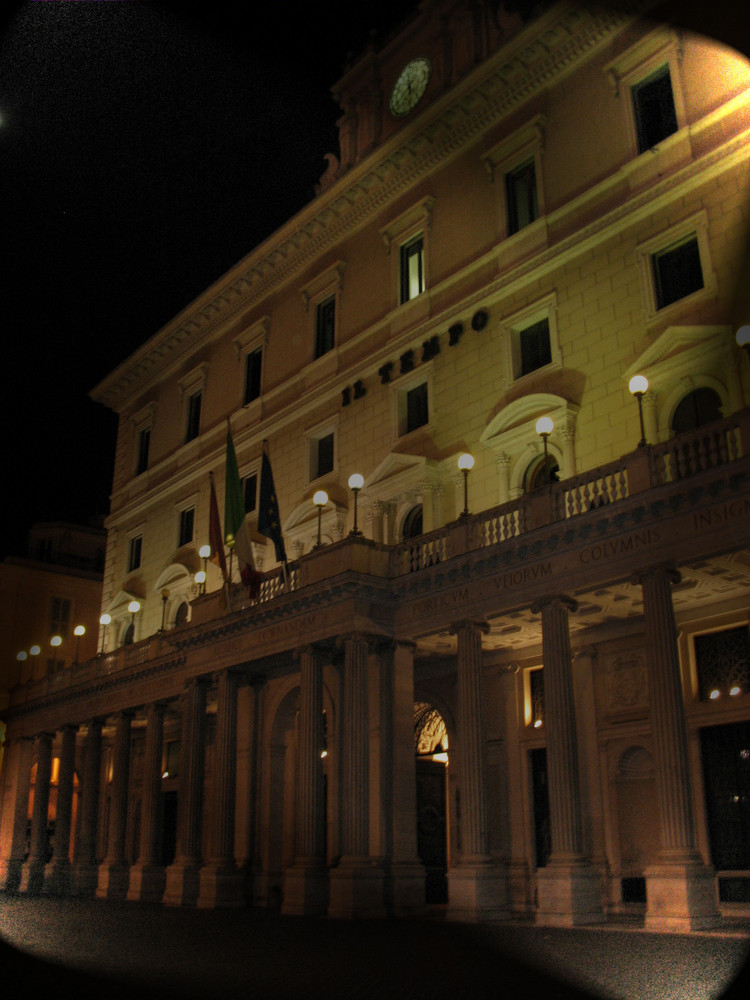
[0,894,749,1000]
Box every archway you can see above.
[414,702,449,903]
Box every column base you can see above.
[535,858,604,927]
[281,861,329,916]
[96,861,130,900]
[197,862,245,909]
[72,862,100,897]
[644,858,721,932]
[0,858,24,892]
[386,860,427,916]
[18,859,46,895]
[446,859,508,922]
[44,858,72,897]
[127,863,166,903]
[163,859,201,907]
[328,857,387,919]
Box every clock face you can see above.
[389,57,431,117]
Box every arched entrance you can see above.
[414,702,449,903]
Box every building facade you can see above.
[1,0,750,930]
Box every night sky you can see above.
[0,1,745,562]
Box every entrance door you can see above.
[700,721,750,902]
[416,758,447,903]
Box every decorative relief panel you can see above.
[604,652,649,720]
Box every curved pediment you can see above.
[481,393,577,454]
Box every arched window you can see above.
[174,602,189,627]
[524,454,559,491]
[402,504,423,540]
[123,622,135,645]
[672,387,722,434]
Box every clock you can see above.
[389,57,431,117]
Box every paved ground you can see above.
[0,894,748,1000]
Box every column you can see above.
[446,621,507,921]
[328,633,385,918]
[0,736,34,891]
[635,567,720,931]
[45,724,78,895]
[531,596,603,925]
[199,670,244,908]
[496,453,511,505]
[73,718,103,896]
[246,675,266,906]
[283,647,328,914]
[19,732,53,893]
[164,676,208,906]
[97,710,134,899]
[127,701,167,902]
[389,639,426,914]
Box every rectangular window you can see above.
[400,235,425,303]
[694,626,749,702]
[136,426,150,475]
[50,597,71,639]
[652,235,703,310]
[315,296,335,359]
[185,390,202,443]
[405,382,429,434]
[178,507,194,547]
[243,472,258,513]
[313,432,334,479]
[244,347,262,405]
[128,535,142,572]
[506,159,538,235]
[632,65,678,153]
[518,318,552,377]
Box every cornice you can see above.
[90,1,644,414]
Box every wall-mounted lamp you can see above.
[628,374,649,448]
[348,473,364,536]
[457,452,474,517]
[313,490,328,548]
[535,416,554,484]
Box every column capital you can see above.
[448,619,490,637]
[631,564,681,588]
[530,594,578,615]
[337,630,388,650]
[59,722,80,735]
[573,645,598,662]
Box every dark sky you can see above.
[0,1,746,561]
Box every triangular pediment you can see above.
[364,453,438,503]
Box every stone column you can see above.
[389,639,426,914]
[635,566,720,931]
[246,675,266,906]
[97,710,134,899]
[19,732,53,893]
[199,670,244,908]
[0,736,34,891]
[496,453,511,505]
[164,676,208,906]
[283,646,328,915]
[73,718,103,896]
[446,621,506,921]
[128,701,167,902]
[329,633,385,918]
[45,724,78,895]
[531,596,603,925]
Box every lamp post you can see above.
[195,570,206,595]
[313,490,328,548]
[348,473,364,536]
[73,624,85,664]
[99,613,111,655]
[457,452,474,517]
[50,634,63,671]
[628,374,649,447]
[127,600,140,643]
[160,589,169,631]
[737,326,750,353]
[199,543,210,581]
[535,416,554,484]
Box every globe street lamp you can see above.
[50,634,63,671]
[457,453,474,517]
[535,417,554,484]
[99,613,111,655]
[313,490,328,549]
[73,624,85,664]
[628,374,649,447]
[348,473,364,536]
[127,600,141,643]
[195,570,207,595]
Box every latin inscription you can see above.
[693,497,750,531]
[254,613,319,646]
[494,561,552,590]
[413,587,470,618]
[579,528,660,564]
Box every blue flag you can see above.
[258,449,287,565]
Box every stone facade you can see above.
[2,1,750,930]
